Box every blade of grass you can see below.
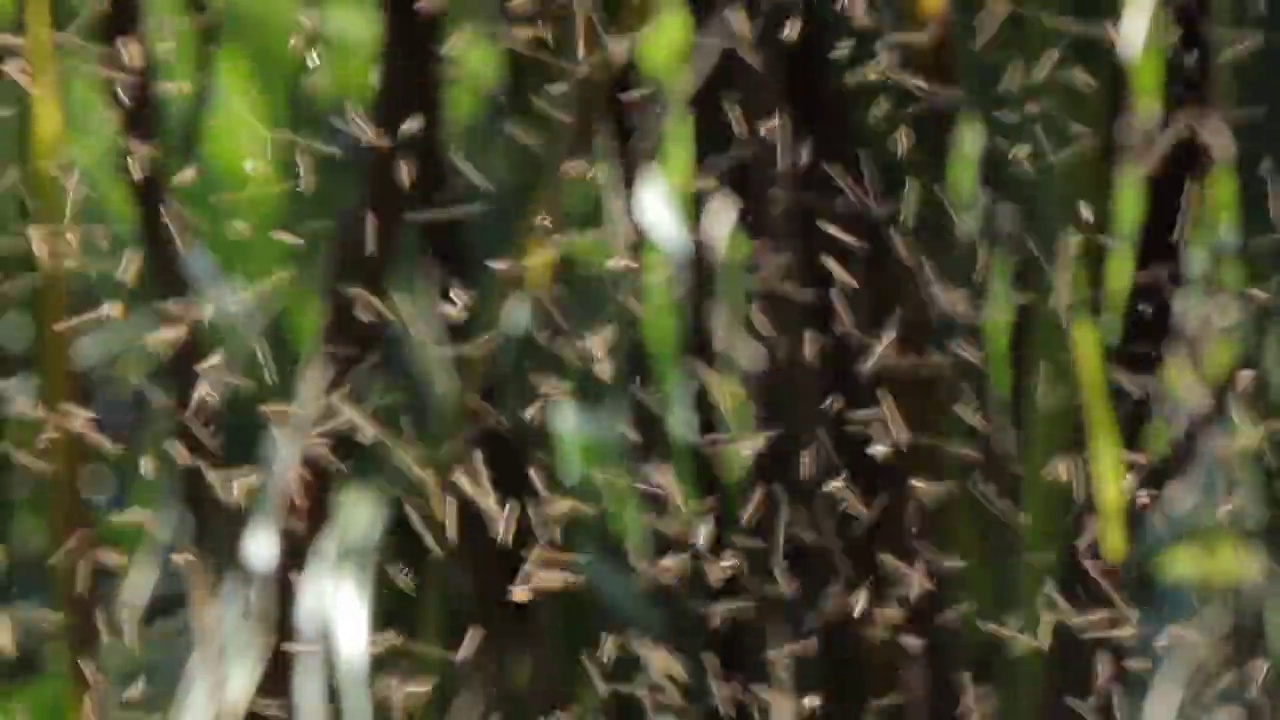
[630,0,699,506]
[1101,2,1166,344]
[698,189,757,520]
[999,1,1116,711]
[1068,309,1127,564]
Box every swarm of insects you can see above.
[3,0,1280,717]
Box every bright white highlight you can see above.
[238,517,281,575]
[326,573,371,665]
[631,163,695,260]
[1116,0,1157,65]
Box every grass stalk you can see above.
[632,0,699,507]
[1102,2,1166,345]
[23,0,95,713]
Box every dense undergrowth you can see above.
[3,0,1280,717]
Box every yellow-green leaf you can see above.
[1154,532,1267,590]
[634,4,695,87]
[1069,317,1128,564]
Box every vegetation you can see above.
[2,0,1279,717]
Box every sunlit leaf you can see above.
[60,56,139,234]
[311,0,384,106]
[195,47,291,279]
[634,2,695,89]
[945,111,986,237]
[442,27,506,141]
[1154,531,1267,590]
[1069,317,1127,564]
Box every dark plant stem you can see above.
[100,0,237,582]
[250,0,447,711]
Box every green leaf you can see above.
[945,111,986,237]
[311,0,384,106]
[1103,161,1146,340]
[657,110,695,197]
[1125,5,1167,128]
[548,399,650,559]
[1154,531,1267,590]
[284,282,326,358]
[442,27,506,141]
[1,670,71,720]
[61,55,139,235]
[634,3,695,88]
[982,245,1016,414]
[224,0,302,81]
[195,46,290,278]
[1069,316,1127,564]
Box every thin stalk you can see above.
[699,190,756,521]
[939,7,1008,703]
[1068,300,1127,564]
[632,0,699,506]
[1000,0,1116,712]
[1102,1,1166,344]
[24,0,95,712]
[1067,0,1133,565]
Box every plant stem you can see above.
[24,0,95,713]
